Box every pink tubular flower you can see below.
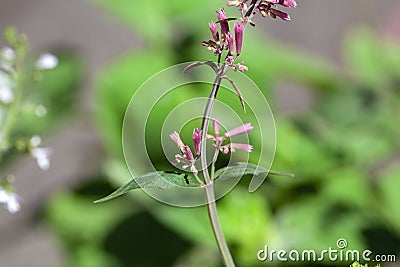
[207,120,253,154]
[220,143,253,154]
[170,131,185,152]
[192,128,202,156]
[170,130,198,175]
[234,22,244,55]
[209,22,219,42]
[226,32,235,55]
[222,123,253,141]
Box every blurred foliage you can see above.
[0,45,82,166]
[43,1,400,266]
[16,53,82,135]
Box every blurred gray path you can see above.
[0,0,399,266]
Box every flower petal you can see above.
[36,53,58,70]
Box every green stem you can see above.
[210,148,220,181]
[204,183,234,266]
[200,65,235,267]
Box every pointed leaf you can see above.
[95,171,200,203]
[183,61,218,75]
[214,162,294,182]
[223,76,246,112]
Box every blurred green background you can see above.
[1,0,400,266]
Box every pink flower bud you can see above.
[183,145,195,161]
[216,9,230,37]
[209,22,219,42]
[226,32,235,55]
[237,62,248,72]
[192,128,202,156]
[284,0,297,8]
[226,56,235,66]
[234,22,244,55]
[216,9,227,21]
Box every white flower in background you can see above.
[30,135,41,147]
[0,68,15,104]
[35,105,47,117]
[30,135,52,171]
[0,46,15,61]
[31,147,52,170]
[0,188,8,203]
[0,86,14,104]
[35,53,58,70]
[0,187,21,214]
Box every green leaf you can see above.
[345,28,388,87]
[214,162,294,181]
[378,165,400,234]
[94,172,200,203]
[217,188,274,266]
[182,61,218,75]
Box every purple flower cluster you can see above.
[170,120,253,175]
[170,129,202,175]
[202,0,296,71]
[202,9,248,72]
[207,119,253,154]
[227,0,297,21]
[202,10,244,58]
[256,0,297,20]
